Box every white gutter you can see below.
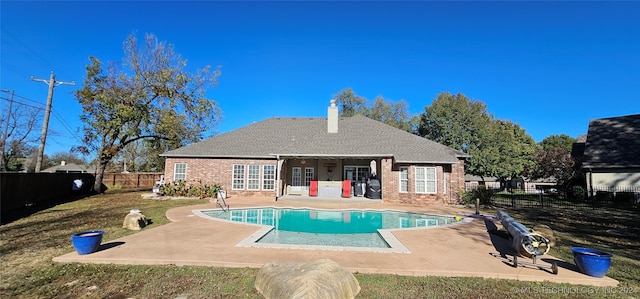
[269,153,394,158]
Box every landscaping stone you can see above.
[532,224,556,247]
[254,259,360,299]
[122,210,149,230]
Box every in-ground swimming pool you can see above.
[195,207,467,253]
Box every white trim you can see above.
[399,166,408,193]
[415,166,437,194]
[443,172,447,194]
[292,167,302,187]
[262,165,276,191]
[232,164,246,190]
[304,167,315,188]
[247,164,260,190]
[173,162,187,181]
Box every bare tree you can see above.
[0,100,42,171]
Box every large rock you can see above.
[122,210,149,230]
[254,259,360,299]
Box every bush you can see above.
[568,185,586,200]
[462,188,495,206]
[107,184,123,190]
[159,180,222,199]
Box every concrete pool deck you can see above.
[53,196,618,287]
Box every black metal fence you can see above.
[465,186,640,210]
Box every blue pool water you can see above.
[198,208,459,250]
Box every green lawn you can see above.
[1,191,638,298]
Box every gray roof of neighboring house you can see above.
[583,113,640,168]
[42,162,93,173]
[161,115,469,164]
[464,174,498,182]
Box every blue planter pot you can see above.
[71,231,104,255]
[571,247,612,277]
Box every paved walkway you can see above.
[54,196,618,287]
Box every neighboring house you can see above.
[464,175,500,190]
[41,161,94,173]
[160,101,470,205]
[581,113,640,191]
[464,175,555,192]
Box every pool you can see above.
[194,207,468,253]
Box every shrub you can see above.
[159,180,222,199]
[462,188,495,206]
[107,184,123,190]
[568,185,586,200]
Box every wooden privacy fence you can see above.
[1,172,164,220]
[102,172,163,189]
[1,172,95,216]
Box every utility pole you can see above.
[31,71,75,172]
[1,89,15,171]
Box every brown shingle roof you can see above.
[583,114,640,168]
[161,115,468,163]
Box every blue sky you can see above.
[2,1,639,157]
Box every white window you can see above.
[305,167,315,188]
[262,165,275,190]
[232,164,245,190]
[173,163,187,181]
[415,167,437,194]
[443,172,447,194]
[399,167,408,192]
[292,167,301,187]
[247,165,260,190]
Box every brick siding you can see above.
[165,157,465,205]
[381,158,466,205]
[164,157,278,199]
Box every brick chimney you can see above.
[327,99,338,133]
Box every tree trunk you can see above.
[93,160,109,193]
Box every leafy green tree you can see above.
[365,96,418,132]
[541,134,576,152]
[75,33,222,192]
[418,92,537,184]
[418,92,492,152]
[484,120,538,183]
[333,88,417,132]
[334,88,367,117]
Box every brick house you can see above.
[161,101,469,205]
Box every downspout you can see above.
[586,167,593,199]
[275,155,280,201]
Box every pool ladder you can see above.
[216,190,229,212]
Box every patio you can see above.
[53,196,618,287]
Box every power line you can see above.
[1,29,57,72]
[0,96,45,111]
[51,107,85,145]
[1,90,47,109]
